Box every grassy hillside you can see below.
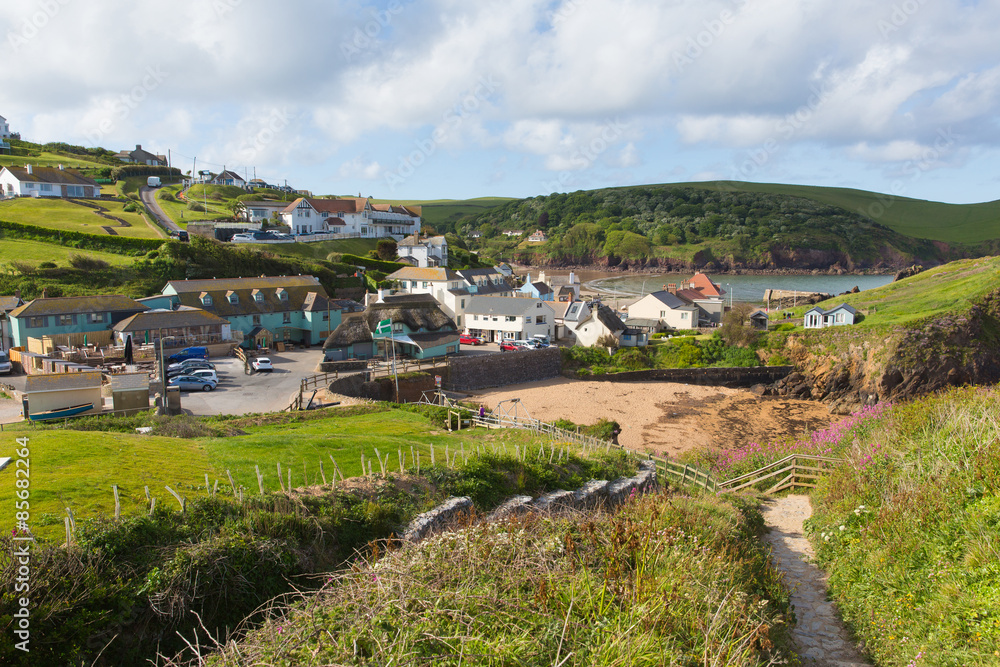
[0,151,110,171]
[0,197,164,239]
[249,237,378,261]
[371,196,513,233]
[808,387,1000,664]
[684,181,1000,244]
[0,238,136,267]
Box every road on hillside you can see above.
[139,185,180,233]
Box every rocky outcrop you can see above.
[766,290,1000,414]
[893,264,924,282]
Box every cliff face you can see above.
[764,290,1000,414]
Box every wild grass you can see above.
[197,491,794,667]
[806,387,1000,665]
[0,238,134,267]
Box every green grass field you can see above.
[0,197,164,239]
[371,196,514,231]
[248,237,378,262]
[679,180,1000,244]
[782,255,1000,329]
[0,151,110,171]
[0,238,136,267]
[0,408,539,541]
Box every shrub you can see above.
[69,254,111,271]
[767,353,791,366]
[38,261,57,269]
[123,202,139,213]
[187,201,207,212]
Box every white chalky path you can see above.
[761,494,872,667]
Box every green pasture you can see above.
[0,151,109,171]
[0,197,164,239]
[0,238,136,267]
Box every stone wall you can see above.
[317,359,369,374]
[328,372,436,402]
[446,347,561,391]
[402,460,659,541]
[590,365,793,387]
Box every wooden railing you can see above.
[649,457,719,493]
[716,454,844,494]
[470,414,612,451]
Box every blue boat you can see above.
[28,402,95,421]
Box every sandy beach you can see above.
[468,377,834,457]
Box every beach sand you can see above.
[468,378,834,457]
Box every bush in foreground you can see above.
[806,387,1000,665]
[201,491,794,666]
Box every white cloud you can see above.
[337,156,383,180]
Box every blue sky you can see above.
[3,0,999,204]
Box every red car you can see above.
[460,334,483,345]
[499,341,520,351]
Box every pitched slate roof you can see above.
[10,295,147,318]
[281,197,366,215]
[113,308,228,332]
[0,295,23,312]
[643,290,690,310]
[386,267,462,282]
[464,296,550,317]
[164,276,321,294]
[530,281,553,295]
[162,276,327,316]
[807,303,857,316]
[2,166,99,187]
[594,305,627,334]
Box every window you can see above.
[253,315,261,325]
[505,315,516,322]
[254,292,264,303]
[535,315,546,324]
[202,294,213,306]
[422,282,429,288]
[58,314,74,326]
[228,294,238,304]
[835,312,844,323]
[681,312,688,319]
[277,290,288,301]
[460,299,465,309]
[89,313,104,324]
[456,315,462,326]
[660,311,666,317]
[283,312,291,324]
[323,311,330,321]
[392,323,404,333]
[39,183,52,192]
[411,281,418,288]
[27,316,46,328]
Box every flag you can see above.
[375,319,392,336]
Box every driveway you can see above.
[139,185,180,233]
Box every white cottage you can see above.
[803,303,857,329]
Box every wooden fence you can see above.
[470,414,613,451]
[649,453,844,495]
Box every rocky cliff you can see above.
[761,290,1000,414]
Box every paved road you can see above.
[139,185,180,233]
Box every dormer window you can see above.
[227,291,238,305]
[276,289,289,302]
[253,289,264,303]
[201,293,213,306]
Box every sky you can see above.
[2,0,999,204]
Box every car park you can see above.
[251,357,273,372]
[167,375,217,391]
[459,334,484,345]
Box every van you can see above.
[167,347,209,363]
[0,349,11,375]
[147,176,161,187]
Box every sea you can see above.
[519,269,895,305]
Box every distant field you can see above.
[0,408,538,541]
[786,255,1000,328]
[250,237,379,262]
[153,182,230,224]
[0,197,163,239]
[0,151,110,171]
[371,196,514,230]
[0,238,136,266]
[680,181,1000,244]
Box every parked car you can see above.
[0,349,11,375]
[167,347,208,363]
[188,368,219,383]
[531,334,551,347]
[251,356,273,372]
[512,340,538,350]
[459,334,483,345]
[167,375,217,391]
[166,358,215,373]
[499,341,520,351]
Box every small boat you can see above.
[28,403,95,421]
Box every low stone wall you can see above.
[447,347,561,391]
[590,365,793,387]
[328,372,436,402]
[317,359,369,374]
[402,460,659,541]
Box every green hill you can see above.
[371,196,514,233]
[462,182,1000,271]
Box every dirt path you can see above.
[761,495,871,666]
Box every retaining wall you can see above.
[446,347,561,391]
[402,460,658,542]
[589,365,793,387]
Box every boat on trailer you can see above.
[28,403,95,421]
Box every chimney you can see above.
[26,164,32,175]
[667,283,677,294]
[136,144,141,150]
[14,288,21,300]
[569,271,576,284]
[41,288,47,298]
[377,288,385,303]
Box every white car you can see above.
[189,368,218,383]
[251,357,273,372]
[0,349,11,375]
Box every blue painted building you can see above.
[518,273,554,301]
[8,295,148,348]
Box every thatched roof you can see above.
[322,294,456,349]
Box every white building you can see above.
[236,200,289,224]
[281,197,420,239]
[804,303,857,329]
[464,296,554,343]
[627,290,699,331]
[0,114,9,139]
[114,144,166,166]
[570,303,647,348]
[0,165,101,199]
[384,266,514,328]
[397,234,448,267]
